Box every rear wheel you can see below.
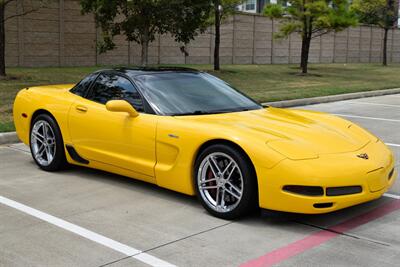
[30,114,66,171]
[194,144,257,220]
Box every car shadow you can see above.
[35,161,394,232]
[56,163,199,205]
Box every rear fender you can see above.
[13,88,76,146]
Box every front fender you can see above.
[154,116,286,195]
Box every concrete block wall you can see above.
[4,1,400,67]
[4,0,19,67]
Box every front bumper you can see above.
[256,140,397,214]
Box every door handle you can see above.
[75,105,88,112]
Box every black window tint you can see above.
[88,74,143,111]
[70,73,97,97]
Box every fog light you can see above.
[326,186,362,196]
[283,185,324,196]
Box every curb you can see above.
[262,88,400,108]
[0,132,20,145]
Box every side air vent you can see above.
[66,145,89,164]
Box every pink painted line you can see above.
[241,200,400,267]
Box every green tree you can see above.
[0,0,45,77]
[352,0,397,66]
[210,0,241,70]
[80,0,212,66]
[264,0,357,74]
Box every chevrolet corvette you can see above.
[13,67,397,219]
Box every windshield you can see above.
[134,72,262,115]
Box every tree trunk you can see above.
[0,4,6,77]
[140,28,150,67]
[383,28,389,66]
[141,42,149,67]
[213,0,220,71]
[300,3,312,75]
[300,35,311,74]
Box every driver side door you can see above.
[68,72,157,180]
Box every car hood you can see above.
[174,107,374,160]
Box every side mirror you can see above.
[106,100,139,117]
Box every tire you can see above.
[194,144,258,220]
[30,113,67,171]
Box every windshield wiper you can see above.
[173,107,256,116]
[173,110,213,116]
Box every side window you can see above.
[70,73,98,97]
[88,73,144,111]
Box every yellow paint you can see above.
[13,84,397,214]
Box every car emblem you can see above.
[357,153,369,160]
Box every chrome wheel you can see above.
[197,152,244,213]
[31,120,56,166]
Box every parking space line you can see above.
[347,101,400,108]
[333,114,400,123]
[0,195,175,267]
[386,143,400,147]
[240,199,400,267]
[384,193,400,200]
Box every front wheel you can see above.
[194,144,258,220]
[30,114,67,171]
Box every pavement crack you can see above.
[294,220,391,247]
[98,221,233,267]
[4,145,30,154]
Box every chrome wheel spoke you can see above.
[207,158,218,178]
[224,187,241,200]
[226,165,237,181]
[215,187,220,207]
[45,146,52,161]
[37,145,46,157]
[32,132,45,144]
[31,120,56,167]
[200,185,219,190]
[197,152,244,213]
[221,161,233,176]
[201,177,217,184]
[220,188,225,208]
[43,123,48,139]
[227,181,242,196]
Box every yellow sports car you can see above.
[13,67,396,219]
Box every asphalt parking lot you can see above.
[0,94,399,267]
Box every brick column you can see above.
[252,15,256,64]
[17,0,24,66]
[59,0,65,66]
[232,14,236,64]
